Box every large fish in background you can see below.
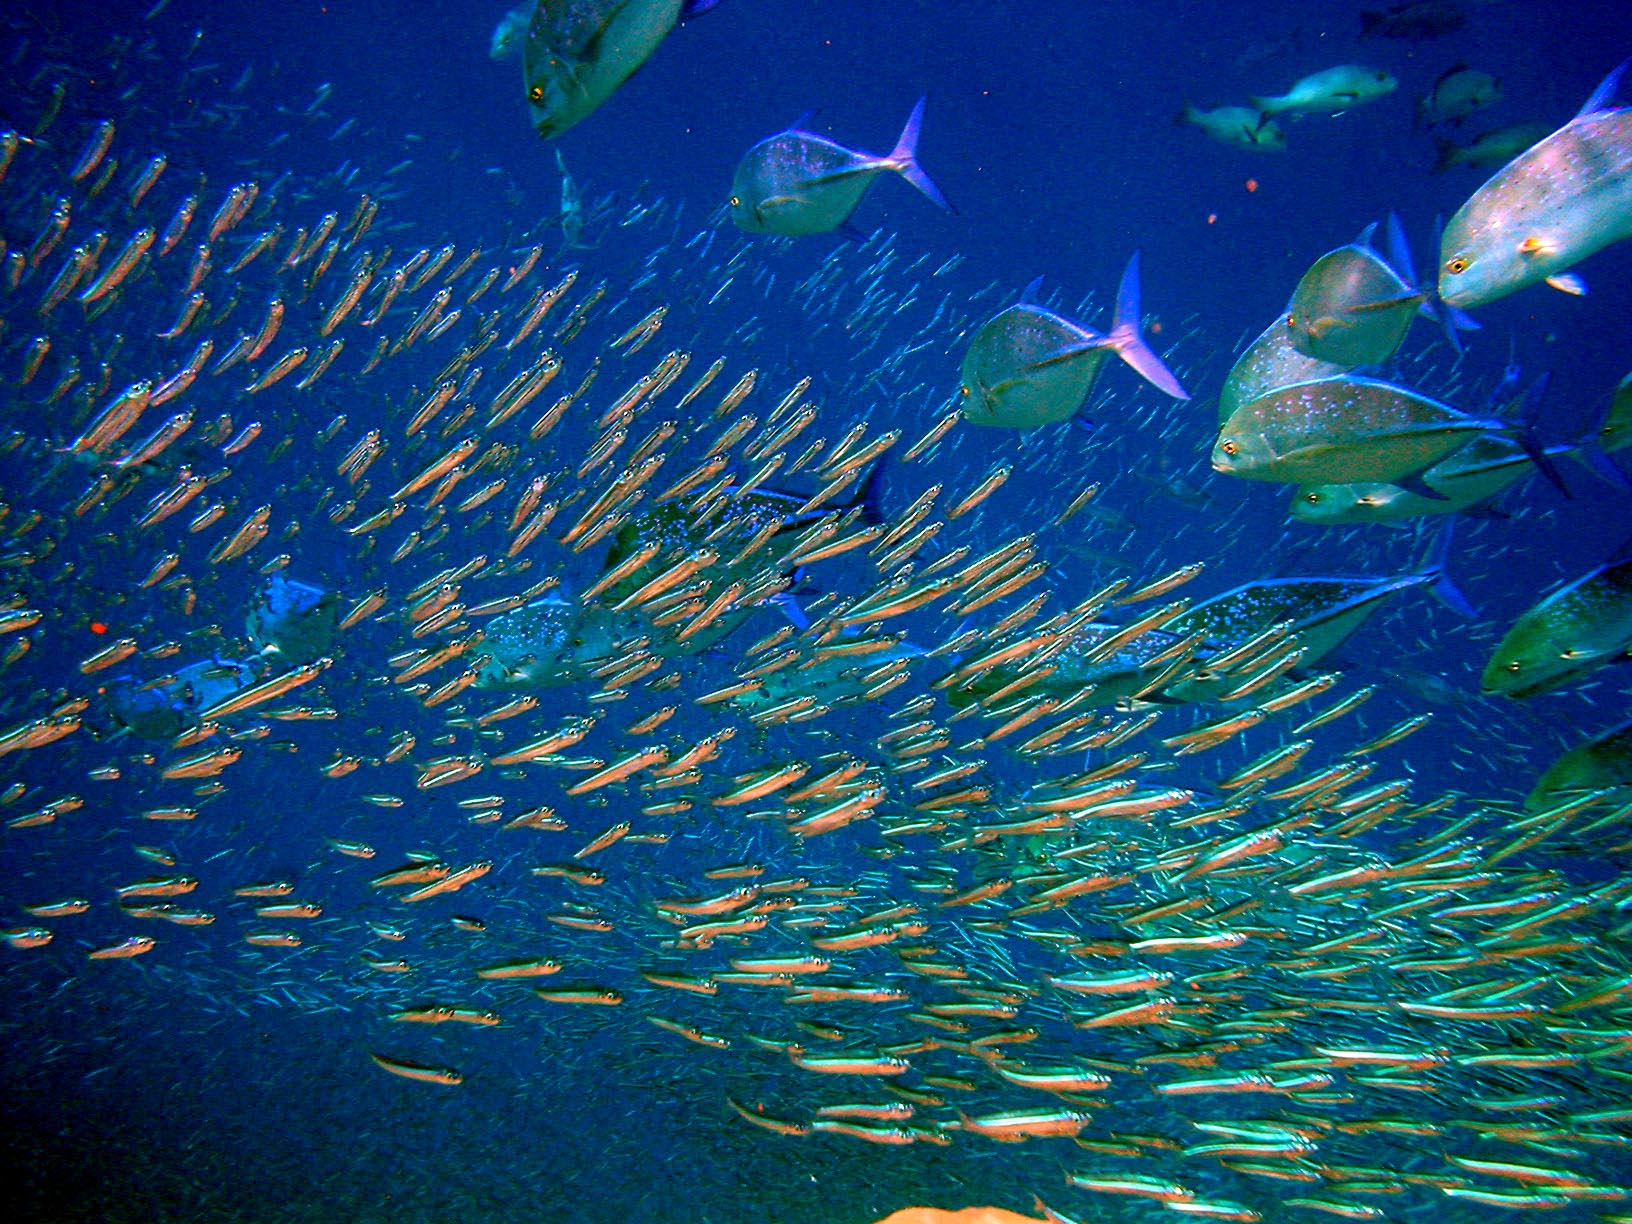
[1438,59,1632,308]
[523,0,721,137]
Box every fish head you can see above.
[1290,483,1380,523]
[491,2,531,59]
[1481,621,1583,697]
[523,0,685,136]
[1211,418,1275,477]
[1438,185,1568,309]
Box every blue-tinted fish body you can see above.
[247,575,339,666]
[1214,375,1505,486]
[1482,551,1632,698]
[1219,314,1347,424]
[1286,221,1424,366]
[1526,718,1632,812]
[1250,65,1398,118]
[1439,61,1632,309]
[524,0,719,137]
[959,253,1189,429]
[1291,435,1568,524]
[730,98,950,236]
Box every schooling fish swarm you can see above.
[2,15,1632,1224]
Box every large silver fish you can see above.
[1290,435,1569,525]
[523,0,720,137]
[1218,313,1347,425]
[1213,374,1507,487]
[1285,217,1424,366]
[1438,59,1632,309]
[729,98,951,236]
[958,252,1189,429]
[1526,718,1632,812]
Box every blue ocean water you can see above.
[3,2,1632,1222]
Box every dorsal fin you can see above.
[1578,58,1630,119]
[1384,212,1416,286]
[1019,275,1045,306]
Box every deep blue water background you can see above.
[3,2,1632,1222]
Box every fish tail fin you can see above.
[1505,427,1570,500]
[841,451,891,526]
[1384,212,1419,287]
[1108,250,1190,400]
[1422,214,1481,352]
[888,96,955,213]
[1571,388,1632,491]
[1416,519,1475,617]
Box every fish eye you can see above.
[1505,661,1521,672]
[1304,493,1319,503]
[959,385,969,396]
[729,195,741,208]
[1445,256,1468,275]
[1221,441,1237,455]
[528,85,543,104]
[1285,314,1296,329]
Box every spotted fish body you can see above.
[1219,314,1348,424]
[1213,374,1503,486]
[729,98,950,237]
[1158,573,1433,701]
[1439,61,1632,309]
[1481,552,1632,698]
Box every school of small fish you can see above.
[3,4,1632,1223]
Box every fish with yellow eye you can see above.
[1481,546,1632,699]
[1439,59,1632,309]
[523,0,722,138]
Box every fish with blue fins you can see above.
[1438,58,1632,309]
[1525,718,1632,812]
[958,252,1189,430]
[730,97,952,237]
[1213,374,1528,490]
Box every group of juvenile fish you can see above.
[5,10,1632,1223]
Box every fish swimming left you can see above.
[730,97,952,237]
[1481,544,1632,698]
[1213,374,1512,487]
[959,251,1189,430]
[1438,58,1632,309]
[523,0,722,138]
